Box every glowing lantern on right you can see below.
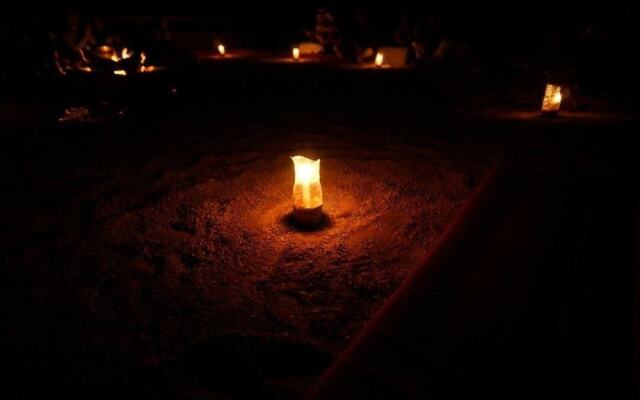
[541,84,562,116]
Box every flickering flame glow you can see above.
[375,52,384,67]
[542,84,562,113]
[110,48,132,63]
[113,69,127,76]
[97,45,114,59]
[140,52,146,65]
[292,47,300,60]
[218,44,226,56]
[291,156,322,211]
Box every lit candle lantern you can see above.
[375,52,384,67]
[541,83,562,116]
[121,47,132,60]
[292,47,300,61]
[218,44,226,56]
[291,156,323,225]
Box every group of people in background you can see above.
[303,7,469,64]
[1,14,176,80]
[0,6,636,92]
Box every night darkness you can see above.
[1,2,638,399]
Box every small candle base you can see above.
[293,206,323,226]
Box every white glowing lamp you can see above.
[122,47,132,59]
[541,84,562,115]
[292,47,300,61]
[291,156,323,225]
[375,52,384,67]
[218,44,226,56]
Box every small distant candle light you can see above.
[113,69,127,76]
[291,156,323,225]
[292,47,300,61]
[218,44,226,56]
[121,47,132,60]
[541,84,562,116]
[375,52,384,67]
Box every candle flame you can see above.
[542,84,562,113]
[113,69,127,76]
[292,47,300,60]
[375,52,384,67]
[218,44,226,56]
[291,156,322,210]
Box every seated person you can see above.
[58,13,92,69]
[305,8,339,53]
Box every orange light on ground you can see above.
[97,45,115,59]
[375,52,384,67]
[218,44,226,56]
[292,47,300,61]
[541,84,562,115]
[291,156,323,225]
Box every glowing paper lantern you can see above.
[291,156,323,225]
[218,44,226,56]
[375,52,384,67]
[292,47,300,61]
[121,47,132,60]
[541,84,562,115]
